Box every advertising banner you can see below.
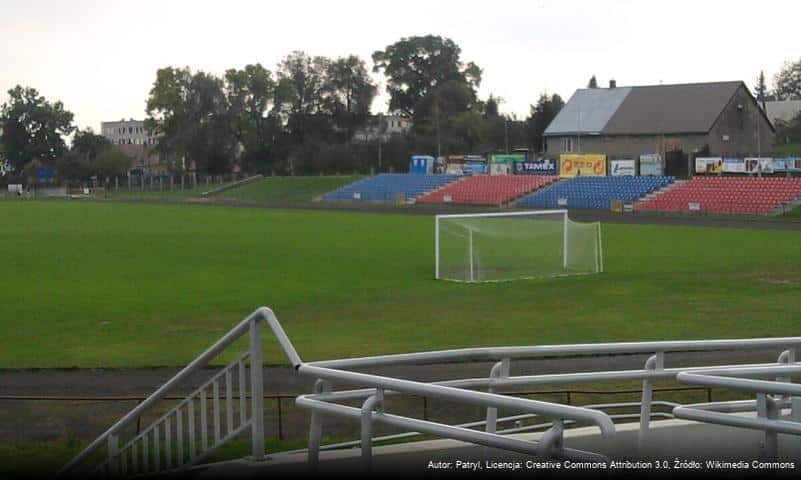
[787,157,801,172]
[723,157,745,173]
[744,157,773,174]
[514,158,557,175]
[610,159,636,176]
[463,163,487,175]
[446,164,465,175]
[490,163,511,175]
[695,157,723,174]
[559,154,607,178]
[491,154,525,164]
[639,154,662,176]
[772,158,787,172]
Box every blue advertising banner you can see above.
[513,158,557,175]
[463,162,487,175]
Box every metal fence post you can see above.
[638,352,663,453]
[361,388,384,472]
[485,358,511,434]
[308,379,331,472]
[108,434,120,477]
[757,393,779,460]
[249,319,265,461]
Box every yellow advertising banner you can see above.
[559,154,607,177]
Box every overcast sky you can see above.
[2,0,800,131]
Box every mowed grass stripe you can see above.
[0,201,799,368]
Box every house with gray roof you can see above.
[543,81,775,164]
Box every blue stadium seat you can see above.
[517,176,675,209]
[322,174,460,203]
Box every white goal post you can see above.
[435,210,603,282]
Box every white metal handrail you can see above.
[61,307,300,476]
[62,306,801,476]
[673,366,801,460]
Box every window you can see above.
[562,138,574,153]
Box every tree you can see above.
[526,93,565,152]
[755,71,768,111]
[224,63,287,172]
[71,128,112,163]
[92,148,132,179]
[0,86,74,173]
[145,67,238,174]
[587,75,598,89]
[372,35,482,121]
[145,66,193,171]
[322,55,377,139]
[774,58,801,100]
[279,51,330,117]
[484,94,501,119]
[278,51,332,145]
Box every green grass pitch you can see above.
[1,200,800,369]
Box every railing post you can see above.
[539,418,564,458]
[485,358,511,434]
[361,388,384,472]
[108,434,120,477]
[639,352,663,454]
[249,318,265,461]
[757,393,779,460]
[308,379,331,472]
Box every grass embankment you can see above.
[212,175,363,205]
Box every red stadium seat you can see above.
[634,177,801,215]
[417,175,559,206]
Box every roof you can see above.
[765,100,801,124]
[545,81,755,136]
[544,87,631,135]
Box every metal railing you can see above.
[62,306,801,476]
[673,351,801,460]
[60,307,299,476]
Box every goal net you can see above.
[435,210,602,282]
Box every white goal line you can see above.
[435,209,568,220]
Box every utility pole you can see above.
[504,117,509,153]
[435,100,441,158]
[377,114,383,172]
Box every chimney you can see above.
[609,79,617,89]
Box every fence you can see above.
[0,385,716,446]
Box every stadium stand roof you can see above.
[545,81,761,136]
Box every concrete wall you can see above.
[544,133,707,158]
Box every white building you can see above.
[101,119,158,147]
[353,114,412,142]
[100,119,165,173]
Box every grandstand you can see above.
[517,176,675,210]
[416,175,558,206]
[321,173,458,203]
[634,177,801,215]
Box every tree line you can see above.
[5,37,801,183]
[0,35,567,182]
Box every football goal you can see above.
[435,210,603,282]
